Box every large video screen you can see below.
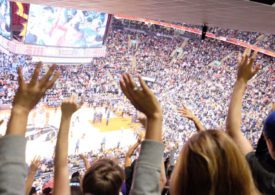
[0,0,11,39]
[25,5,108,48]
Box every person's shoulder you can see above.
[246,151,264,173]
[246,151,275,194]
[246,151,275,176]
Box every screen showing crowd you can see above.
[25,4,108,48]
[0,0,11,39]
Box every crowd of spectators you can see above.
[0,18,274,194]
[113,18,275,52]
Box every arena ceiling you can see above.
[17,0,275,34]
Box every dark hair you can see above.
[29,187,36,195]
[42,187,52,195]
[71,171,80,179]
[82,159,125,195]
[125,160,137,195]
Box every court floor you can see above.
[0,106,141,163]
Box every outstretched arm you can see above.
[125,136,142,168]
[178,106,205,132]
[6,64,59,136]
[120,74,164,195]
[226,49,260,155]
[120,74,163,142]
[0,63,58,195]
[53,96,82,195]
[25,157,41,195]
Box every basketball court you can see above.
[0,105,141,163]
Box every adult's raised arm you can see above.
[53,96,82,195]
[178,106,205,132]
[226,49,260,155]
[6,63,59,136]
[120,74,164,195]
[0,63,59,195]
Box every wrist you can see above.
[61,113,73,120]
[11,106,30,116]
[147,112,163,120]
[235,79,248,90]
[236,78,248,85]
[192,117,199,122]
[29,169,37,174]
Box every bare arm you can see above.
[178,106,205,132]
[125,140,141,168]
[226,49,260,155]
[53,96,82,195]
[25,157,41,195]
[120,74,163,195]
[0,63,58,195]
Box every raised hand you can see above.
[61,96,83,118]
[13,63,59,113]
[30,156,41,173]
[120,73,162,142]
[178,106,196,121]
[25,156,41,195]
[237,49,260,83]
[120,74,162,119]
[6,63,59,136]
[178,106,205,132]
[226,48,257,155]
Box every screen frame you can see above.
[24,4,109,48]
[0,0,12,40]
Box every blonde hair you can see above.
[170,130,257,195]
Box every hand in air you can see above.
[120,74,162,119]
[61,95,83,118]
[237,49,261,83]
[13,62,59,113]
[30,156,41,172]
[178,106,196,121]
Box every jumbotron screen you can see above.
[25,4,108,48]
[0,0,11,39]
